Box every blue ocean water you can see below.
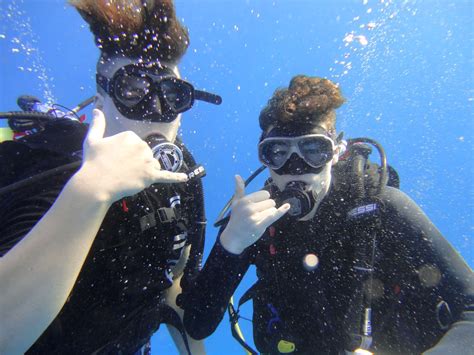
[0,0,472,353]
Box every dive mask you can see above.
[259,134,336,171]
[96,64,222,122]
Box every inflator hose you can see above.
[0,111,56,122]
[180,143,206,279]
[0,161,81,197]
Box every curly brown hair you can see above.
[69,0,189,63]
[259,75,345,133]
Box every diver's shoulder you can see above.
[379,185,406,197]
[0,139,39,188]
[379,186,420,209]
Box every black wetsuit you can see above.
[182,182,474,354]
[0,119,205,354]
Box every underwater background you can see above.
[0,0,472,353]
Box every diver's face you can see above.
[263,124,340,220]
[270,157,337,221]
[270,161,334,194]
[95,55,182,141]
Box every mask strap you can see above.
[335,132,347,157]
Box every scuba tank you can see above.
[1,95,93,141]
[0,95,95,196]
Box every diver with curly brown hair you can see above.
[180,75,474,354]
[0,1,221,354]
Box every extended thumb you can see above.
[86,109,106,143]
[234,175,245,201]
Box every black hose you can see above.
[347,138,388,196]
[343,137,387,352]
[228,303,259,355]
[180,143,206,278]
[351,154,366,201]
[72,96,95,113]
[214,165,267,227]
[0,111,55,122]
[0,161,81,197]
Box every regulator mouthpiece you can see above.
[277,181,316,218]
[146,134,206,181]
[146,134,184,173]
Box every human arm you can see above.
[379,187,474,352]
[180,236,252,340]
[0,109,188,354]
[422,308,474,354]
[220,175,290,254]
[180,175,289,339]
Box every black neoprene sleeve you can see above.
[381,187,474,301]
[182,237,251,340]
[380,187,474,352]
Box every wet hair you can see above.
[69,0,189,63]
[259,75,345,134]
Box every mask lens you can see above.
[115,73,150,106]
[260,140,291,169]
[298,137,333,167]
[160,79,194,113]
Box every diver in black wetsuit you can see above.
[180,75,474,354]
[0,1,220,354]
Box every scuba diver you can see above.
[0,0,220,354]
[180,76,474,354]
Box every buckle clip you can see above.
[157,207,180,223]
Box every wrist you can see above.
[219,229,245,255]
[68,166,113,206]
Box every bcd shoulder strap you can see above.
[336,141,393,352]
[176,140,207,287]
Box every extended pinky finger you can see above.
[153,170,188,184]
[257,203,291,229]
